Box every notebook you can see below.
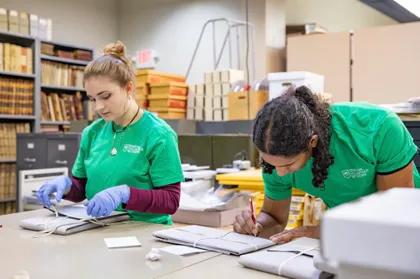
[239,237,333,279]
[20,204,130,235]
[152,225,275,255]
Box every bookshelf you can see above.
[0,30,94,214]
[0,30,36,214]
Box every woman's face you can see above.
[260,135,318,176]
[84,76,132,122]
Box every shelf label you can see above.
[27,143,34,149]
[58,144,66,151]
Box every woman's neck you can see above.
[114,102,142,127]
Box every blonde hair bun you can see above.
[103,40,126,58]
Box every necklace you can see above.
[110,106,140,156]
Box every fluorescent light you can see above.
[394,0,420,17]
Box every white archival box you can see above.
[18,167,68,211]
[321,188,420,277]
[267,71,324,100]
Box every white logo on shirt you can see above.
[123,144,143,154]
[341,168,368,179]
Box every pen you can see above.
[249,197,256,224]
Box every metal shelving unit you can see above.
[41,85,85,92]
[40,54,90,66]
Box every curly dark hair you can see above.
[253,86,334,187]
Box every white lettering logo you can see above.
[123,144,143,154]
[341,168,368,179]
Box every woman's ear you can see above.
[126,81,134,96]
[310,135,319,148]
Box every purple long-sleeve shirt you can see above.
[64,176,180,214]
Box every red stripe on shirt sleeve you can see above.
[63,176,87,202]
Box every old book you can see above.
[7,10,19,33]
[29,14,38,37]
[0,8,7,31]
[18,12,29,35]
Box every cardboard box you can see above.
[136,70,186,84]
[205,83,213,96]
[222,83,231,95]
[148,95,187,109]
[195,94,204,107]
[187,108,194,120]
[8,10,19,33]
[228,90,268,120]
[194,107,203,120]
[150,82,188,97]
[204,108,213,121]
[212,71,221,83]
[172,207,246,227]
[196,83,205,95]
[0,8,8,32]
[213,108,223,121]
[149,107,186,119]
[222,108,229,121]
[204,96,213,110]
[221,69,244,83]
[204,72,212,83]
[213,95,222,109]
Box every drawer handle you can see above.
[55,160,68,165]
[24,158,36,163]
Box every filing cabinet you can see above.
[17,133,81,171]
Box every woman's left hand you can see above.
[269,225,320,244]
[86,185,130,217]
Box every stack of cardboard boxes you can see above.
[187,69,244,121]
[135,70,188,119]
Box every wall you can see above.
[286,0,397,32]
[118,0,272,84]
[0,0,118,52]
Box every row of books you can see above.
[41,43,92,61]
[41,61,84,88]
[0,43,33,74]
[0,122,30,159]
[0,201,16,215]
[0,78,33,115]
[0,163,16,199]
[41,91,84,122]
[0,8,52,40]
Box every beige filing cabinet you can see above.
[352,22,420,104]
[287,32,351,102]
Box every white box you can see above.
[221,83,231,95]
[204,96,213,110]
[196,83,205,95]
[187,86,196,108]
[29,14,38,37]
[204,109,213,121]
[267,71,324,100]
[204,72,212,83]
[213,108,222,121]
[221,69,244,83]
[213,83,222,95]
[213,96,222,109]
[222,108,229,121]
[195,94,204,108]
[187,108,194,120]
[205,83,213,97]
[194,107,203,120]
[222,94,229,108]
[212,71,222,83]
[322,188,420,276]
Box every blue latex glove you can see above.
[86,185,130,217]
[36,176,72,208]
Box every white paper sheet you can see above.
[159,245,206,256]
[104,236,141,249]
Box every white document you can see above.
[104,236,141,249]
[159,245,206,256]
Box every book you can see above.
[239,237,326,278]
[152,225,275,255]
[20,204,130,235]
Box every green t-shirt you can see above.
[264,102,420,208]
[72,111,184,224]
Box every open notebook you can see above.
[20,204,130,235]
[239,237,334,279]
[152,225,275,255]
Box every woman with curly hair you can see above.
[234,85,419,243]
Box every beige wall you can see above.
[286,0,397,32]
[0,0,118,52]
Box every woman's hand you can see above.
[269,225,320,243]
[233,209,263,236]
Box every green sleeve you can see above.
[374,113,418,173]
[148,130,184,187]
[263,170,293,200]
[71,129,89,178]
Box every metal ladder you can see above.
[185,18,256,82]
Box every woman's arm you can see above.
[125,183,180,215]
[376,161,415,190]
[63,176,87,202]
[257,196,291,238]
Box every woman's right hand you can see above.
[233,209,263,236]
[36,176,72,208]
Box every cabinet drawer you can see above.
[46,138,79,169]
[16,136,47,169]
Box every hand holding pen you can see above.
[233,197,263,236]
